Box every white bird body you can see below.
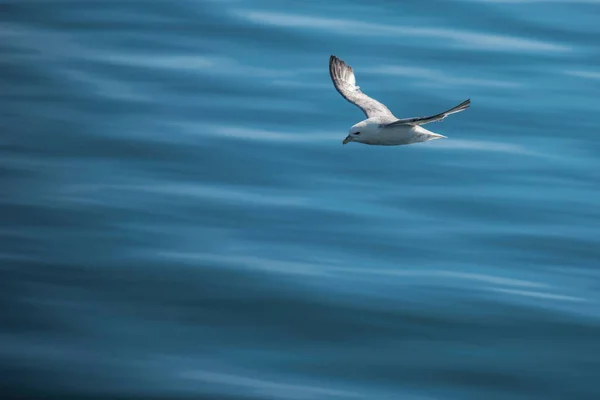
[347,118,446,146]
[329,55,470,146]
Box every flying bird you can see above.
[329,55,470,146]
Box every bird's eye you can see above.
[354,131,361,135]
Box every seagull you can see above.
[329,55,470,146]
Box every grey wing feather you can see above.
[329,55,394,119]
[386,99,471,127]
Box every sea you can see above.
[2,1,600,399]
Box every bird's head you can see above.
[343,120,377,144]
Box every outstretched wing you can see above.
[386,99,471,127]
[329,55,394,119]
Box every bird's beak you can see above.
[342,135,352,145]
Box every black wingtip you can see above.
[330,55,340,67]
[329,55,352,75]
[330,55,346,66]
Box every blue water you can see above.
[2,1,600,399]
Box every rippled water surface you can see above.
[3,1,600,399]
